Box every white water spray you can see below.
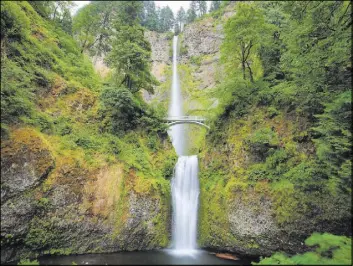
[168,36,200,254]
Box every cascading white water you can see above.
[168,36,185,156]
[171,156,200,251]
[168,35,200,254]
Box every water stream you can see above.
[168,36,200,254]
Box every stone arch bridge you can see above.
[163,116,209,129]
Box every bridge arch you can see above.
[164,116,210,130]
[166,121,210,129]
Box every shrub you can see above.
[245,127,279,160]
[17,259,39,265]
[99,86,143,134]
[253,233,352,265]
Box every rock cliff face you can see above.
[197,107,351,256]
[181,18,224,97]
[182,20,223,58]
[1,126,174,263]
[143,31,172,103]
[144,5,235,116]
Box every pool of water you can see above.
[36,249,258,265]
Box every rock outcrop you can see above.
[1,133,173,263]
[1,128,55,202]
[143,31,172,103]
[182,20,223,58]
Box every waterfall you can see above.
[171,156,200,251]
[168,36,185,156]
[168,35,200,254]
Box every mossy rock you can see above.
[1,128,55,202]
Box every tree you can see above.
[29,1,74,34]
[159,6,174,32]
[186,1,197,23]
[73,2,117,55]
[60,8,72,35]
[176,7,186,30]
[221,2,275,82]
[313,90,352,193]
[28,1,54,19]
[106,1,158,93]
[100,87,143,133]
[197,1,207,16]
[267,1,352,116]
[174,22,180,35]
[209,1,221,12]
[142,1,159,31]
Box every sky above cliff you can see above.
[71,1,211,16]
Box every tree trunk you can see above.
[1,37,6,59]
[246,61,254,83]
[242,61,246,80]
[127,75,132,90]
[241,44,246,80]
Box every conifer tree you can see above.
[209,1,221,12]
[186,1,197,23]
[197,1,207,16]
[107,1,158,93]
[176,7,186,30]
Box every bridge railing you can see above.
[163,116,207,121]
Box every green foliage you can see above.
[1,1,99,129]
[99,87,143,134]
[253,233,352,265]
[72,1,117,55]
[313,90,352,192]
[245,128,279,158]
[222,2,275,82]
[29,1,74,35]
[141,1,159,32]
[190,55,202,66]
[37,197,50,209]
[1,58,35,124]
[99,86,165,136]
[1,1,30,41]
[158,6,175,32]
[106,1,158,93]
[176,7,186,31]
[17,259,39,265]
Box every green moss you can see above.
[44,248,73,256]
[24,217,61,249]
[190,55,202,66]
[198,174,236,247]
[17,259,39,265]
[36,197,50,209]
